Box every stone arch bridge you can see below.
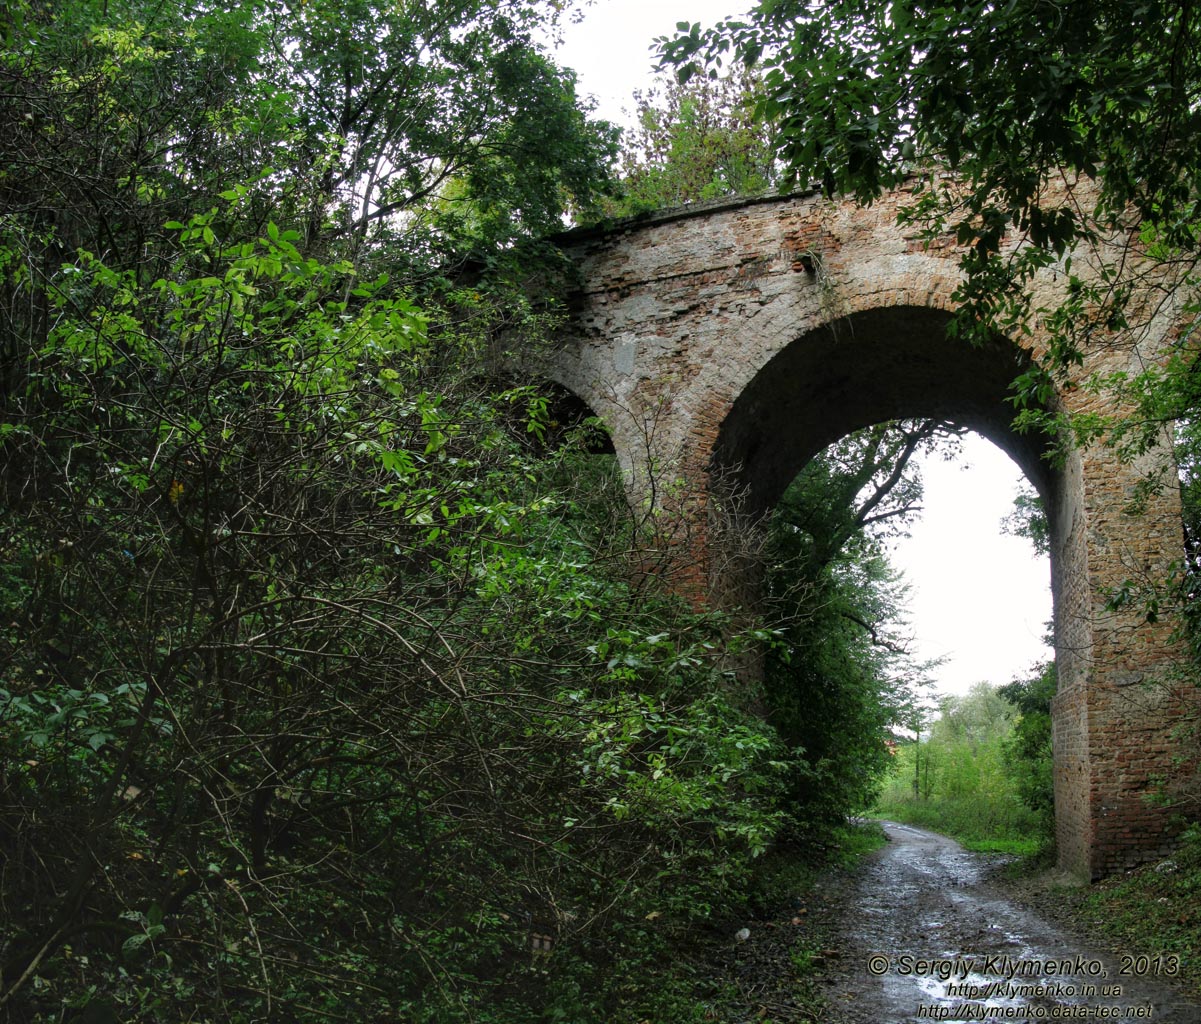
[545,189,1198,881]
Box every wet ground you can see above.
[812,822,1200,1023]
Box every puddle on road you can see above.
[817,822,1198,1023]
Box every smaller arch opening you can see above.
[541,381,616,455]
[494,375,616,455]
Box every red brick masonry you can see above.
[550,188,1200,880]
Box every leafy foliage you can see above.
[999,661,1057,830]
[0,232,786,1018]
[605,65,779,215]
[1001,484,1051,557]
[877,681,1051,854]
[760,422,954,826]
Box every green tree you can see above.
[927,683,1016,803]
[932,682,1017,753]
[0,0,619,379]
[1002,483,1051,557]
[607,65,778,214]
[877,680,1049,848]
[761,421,952,826]
[1000,661,1057,831]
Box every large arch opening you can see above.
[711,304,1083,860]
[712,305,1056,514]
[710,302,1069,701]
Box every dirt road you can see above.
[814,822,1200,1023]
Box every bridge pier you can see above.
[1051,445,1198,879]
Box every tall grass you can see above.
[872,687,1053,857]
[874,788,1047,855]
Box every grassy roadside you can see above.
[870,795,1050,857]
[629,820,888,1023]
[1067,828,1201,999]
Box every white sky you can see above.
[556,0,750,128]
[885,436,1052,696]
[553,1,1054,697]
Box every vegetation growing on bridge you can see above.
[604,65,779,215]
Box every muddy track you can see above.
[811,822,1200,1023]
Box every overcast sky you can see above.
[884,436,1052,695]
[556,0,750,130]
[553,1,1054,697]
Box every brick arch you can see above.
[550,191,1198,880]
[710,304,1052,512]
